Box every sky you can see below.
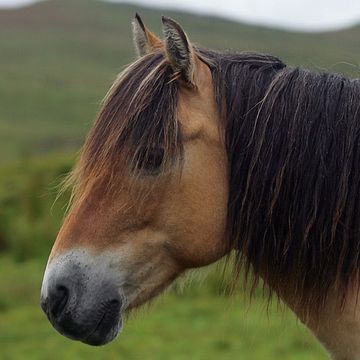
[1,0,360,32]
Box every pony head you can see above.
[40,15,228,346]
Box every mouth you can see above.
[82,300,123,346]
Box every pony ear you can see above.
[132,13,162,57]
[161,16,196,87]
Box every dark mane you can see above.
[68,45,360,312]
[204,49,360,311]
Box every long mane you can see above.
[205,49,360,311]
[67,45,360,312]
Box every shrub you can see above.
[0,154,73,260]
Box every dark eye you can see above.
[135,147,164,175]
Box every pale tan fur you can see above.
[272,277,360,359]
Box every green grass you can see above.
[0,255,327,360]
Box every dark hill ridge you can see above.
[0,0,359,161]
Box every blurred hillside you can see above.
[0,0,359,162]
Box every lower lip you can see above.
[82,304,122,346]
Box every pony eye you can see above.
[135,147,164,175]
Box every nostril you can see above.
[49,285,69,319]
[109,299,120,306]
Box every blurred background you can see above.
[1,0,359,358]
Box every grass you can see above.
[0,255,327,360]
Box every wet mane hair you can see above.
[69,46,360,312]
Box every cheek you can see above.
[159,139,229,266]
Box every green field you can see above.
[1,0,359,358]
